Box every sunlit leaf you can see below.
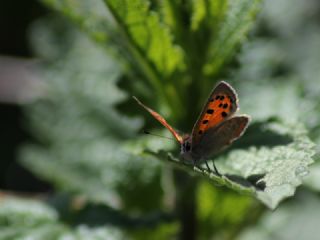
[0,197,126,240]
[238,190,320,240]
[21,18,164,212]
[203,0,262,77]
[151,120,315,209]
[104,0,184,76]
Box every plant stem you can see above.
[103,0,167,103]
[174,169,198,240]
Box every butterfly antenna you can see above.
[142,130,175,141]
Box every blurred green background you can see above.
[0,0,319,239]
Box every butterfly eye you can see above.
[183,141,191,152]
[186,144,191,151]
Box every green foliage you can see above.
[23,18,164,212]
[4,0,319,238]
[202,0,261,77]
[0,197,126,240]
[196,181,253,239]
[104,0,185,76]
[238,190,320,240]
[159,119,315,209]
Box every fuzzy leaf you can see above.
[151,120,315,209]
[21,18,165,212]
[0,197,126,240]
[41,0,185,78]
[39,0,187,120]
[103,0,184,76]
[238,191,320,240]
[203,0,261,77]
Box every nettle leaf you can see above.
[21,18,166,212]
[196,180,253,239]
[40,0,114,44]
[203,0,262,77]
[238,190,320,240]
[150,120,315,209]
[0,197,126,240]
[191,0,228,31]
[238,79,303,123]
[0,197,64,240]
[44,0,186,77]
[103,0,184,77]
[40,0,186,119]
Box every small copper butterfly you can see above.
[134,81,250,175]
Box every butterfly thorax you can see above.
[180,134,210,162]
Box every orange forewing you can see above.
[133,96,183,143]
[191,82,238,145]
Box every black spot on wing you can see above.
[206,109,214,114]
[202,120,208,124]
[221,111,227,118]
[198,130,203,134]
[223,103,228,109]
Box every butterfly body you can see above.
[134,81,250,171]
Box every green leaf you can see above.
[103,0,184,76]
[238,190,320,240]
[0,197,127,240]
[196,180,253,239]
[304,161,320,192]
[203,0,262,77]
[0,197,58,227]
[39,0,188,121]
[238,79,304,123]
[41,0,185,81]
[191,0,228,32]
[151,120,315,209]
[21,17,165,212]
[38,0,116,54]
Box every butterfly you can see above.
[133,81,250,175]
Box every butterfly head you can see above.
[180,134,194,161]
[181,134,191,151]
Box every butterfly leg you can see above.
[212,162,222,177]
[205,160,212,173]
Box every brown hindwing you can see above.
[191,81,238,145]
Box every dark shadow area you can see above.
[247,174,266,191]
[0,1,46,56]
[0,104,52,192]
[228,118,293,152]
[0,0,51,193]
[225,173,266,191]
[48,193,176,228]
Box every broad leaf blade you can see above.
[103,0,184,77]
[152,120,315,209]
[40,0,186,120]
[203,0,262,77]
[238,191,320,240]
[21,18,165,212]
[0,197,126,240]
